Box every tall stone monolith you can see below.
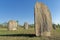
[24,22,29,29]
[8,20,18,31]
[34,2,52,36]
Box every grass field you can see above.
[0,27,60,40]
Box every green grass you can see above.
[0,27,60,40]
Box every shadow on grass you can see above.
[0,34,60,40]
[0,34,36,37]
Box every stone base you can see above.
[36,33,43,37]
[43,31,51,37]
[12,28,17,30]
[8,28,17,31]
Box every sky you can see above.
[0,0,60,25]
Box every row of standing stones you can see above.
[8,20,29,30]
[7,2,52,37]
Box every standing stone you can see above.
[24,22,29,29]
[8,20,17,31]
[41,3,52,36]
[34,2,43,36]
[34,2,52,36]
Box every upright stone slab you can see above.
[8,20,17,31]
[41,3,52,36]
[34,2,52,36]
[34,2,44,36]
[24,22,28,29]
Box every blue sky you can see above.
[0,0,60,25]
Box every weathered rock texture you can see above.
[24,22,29,29]
[34,2,52,36]
[8,20,17,31]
